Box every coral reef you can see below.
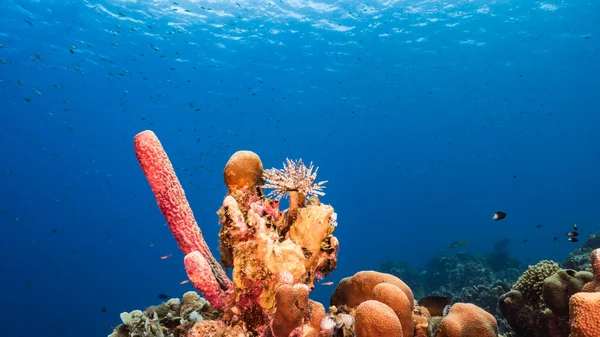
[111,129,560,337]
[382,251,523,297]
[382,250,522,334]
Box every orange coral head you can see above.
[224,150,264,193]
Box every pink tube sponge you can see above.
[184,251,232,311]
[133,130,232,307]
[134,130,209,256]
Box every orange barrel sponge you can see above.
[355,300,403,337]
[435,303,498,337]
[569,292,600,337]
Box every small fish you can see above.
[101,307,107,312]
[568,237,579,243]
[553,237,558,242]
[573,223,578,231]
[443,304,452,317]
[321,281,334,286]
[180,280,189,285]
[535,224,542,228]
[522,239,528,243]
[492,211,507,221]
[417,296,453,316]
[157,294,169,299]
[566,232,579,237]
[161,254,172,260]
[450,240,468,248]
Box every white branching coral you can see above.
[262,158,327,200]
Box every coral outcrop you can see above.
[133,130,337,336]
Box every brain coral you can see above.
[435,303,498,337]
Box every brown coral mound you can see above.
[543,269,593,316]
[355,300,404,337]
[435,303,498,337]
[569,292,600,337]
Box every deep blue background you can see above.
[1,0,599,336]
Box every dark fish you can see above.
[522,239,528,243]
[536,224,542,228]
[157,294,169,299]
[52,229,58,233]
[101,307,107,312]
[573,223,578,231]
[417,296,453,316]
[566,232,579,237]
[553,237,558,242]
[492,211,506,221]
[568,237,579,243]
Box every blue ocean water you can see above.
[0,0,599,336]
